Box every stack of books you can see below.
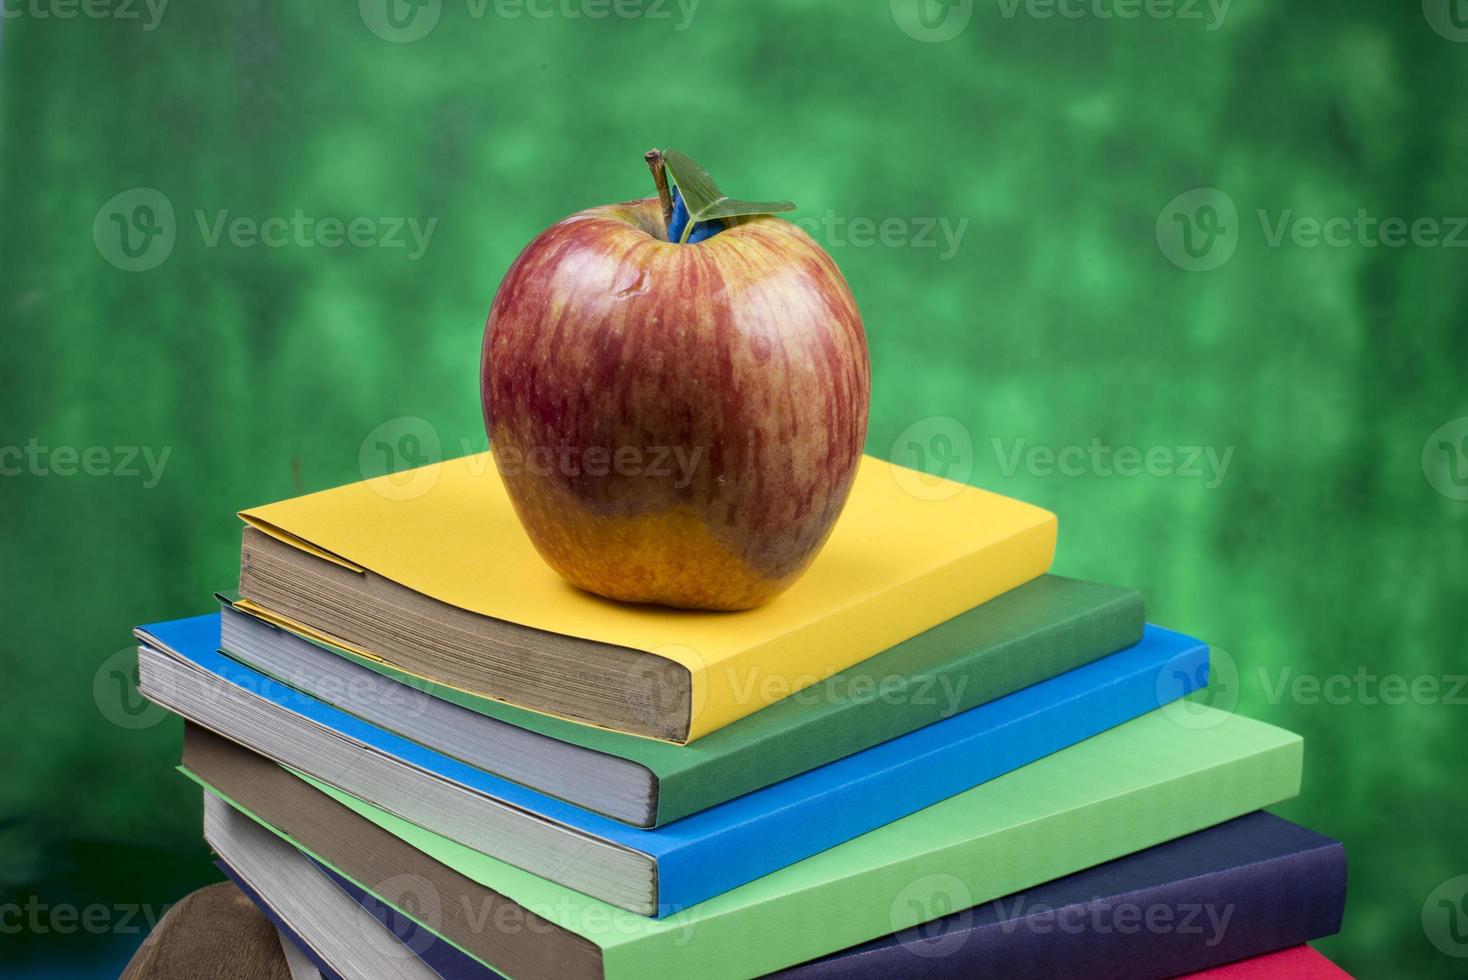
[134,452,1351,979]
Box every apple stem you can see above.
[644,148,674,236]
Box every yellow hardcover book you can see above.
[237,452,1056,743]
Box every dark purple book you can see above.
[768,811,1346,979]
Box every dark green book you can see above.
[218,574,1143,827]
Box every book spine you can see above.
[771,842,1347,980]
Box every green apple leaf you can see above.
[662,149,796,243]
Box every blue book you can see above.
[137,613,1207,918]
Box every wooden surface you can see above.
[121,882,293,980]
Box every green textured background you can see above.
[3,1,1466,976]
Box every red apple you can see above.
[481,195,870,610]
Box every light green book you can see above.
[183,706,1302,980]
